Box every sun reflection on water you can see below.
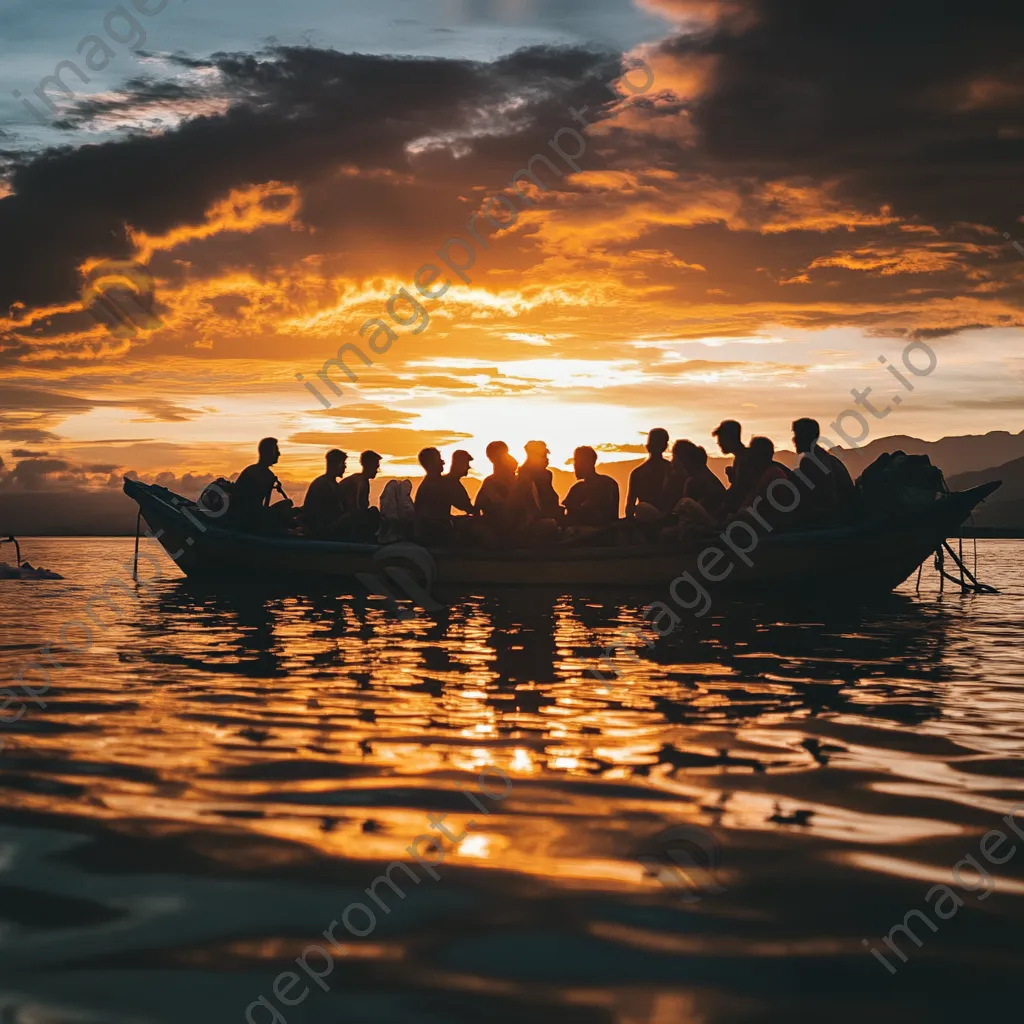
[0,539,1022,1022]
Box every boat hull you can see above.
[122,478,1000,596]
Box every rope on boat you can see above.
[133,508,141,581]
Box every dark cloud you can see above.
[0,383,200,421]
[0,457,73,489]
[909,323,992,341]
[0,44,624,309]
[130,399,205,422]
[4,8,1022,375]
[0,383,94,411]
[654,0,1024,227]
[52,77,202,131]
[0,425,61,444]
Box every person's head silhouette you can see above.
[258,437,280,467]
[325,448,347,478]
[711,420,742,456]
[418,447,444,475]
[748,435,775,469]
[647,428,669,457]
[792,418,820,454]
[573,445,598,479]
[524,440,550,469]
[450,450,473,479]
[360,450,382,479]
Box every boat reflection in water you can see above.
[0,539,1022,1024]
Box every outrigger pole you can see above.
[935,536,998,594]
[0,536,21,567]
[133,509,141,581]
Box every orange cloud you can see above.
[804,241,1000,277]
[127,182,302,264]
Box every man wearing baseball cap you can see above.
[444,449,477,519]
[514,440,562,523]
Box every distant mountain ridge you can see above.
[823,429,1024,480]
[947,455,1024,532]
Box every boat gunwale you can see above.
[123,476,1002,565]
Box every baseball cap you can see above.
[712,420,741,437]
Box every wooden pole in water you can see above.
[133,509,141,581]
[942,540,998,593]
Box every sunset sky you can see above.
[1,0,1023,501]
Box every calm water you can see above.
[0,537,1022,1023]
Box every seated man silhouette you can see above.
[414,447,454,546]
[445,449,477,516]
[663,439,692,515]
[673,440,727,520]
[626,428,672,521]
[728,436,791,529]
[563,446,620,535]
[713,419,755,514]
[338,450,383,541]
[792,417,857,521]
[511,440,563,542]
[476,442,516,512]
[475,441,518,543]
[302,448,349,538]
[443,448,479,541]
[514,440,561,517]
[231,437,294,534]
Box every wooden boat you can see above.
[123,476,1001,596]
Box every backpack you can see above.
[198,477,235,518]
[857,452,945,510]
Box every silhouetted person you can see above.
[232,437,294,533]
[414,447,453,545]
[514,440,562,523]
[738,436,789,518]
[563,446,620,530]
[339,450,379,512]
[445,449,477,517]
[476,441,517,516]
[792,418,856,518]
[675,441,727,517]
[475,441,517,542]
[302,449,348,537]
[663,439,693,513]
[626,428,672,519]
[338,450,383,541]
[714,419,755,513]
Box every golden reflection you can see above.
[4,554,1024,952]
[839,852,1024,895]
[456,833,495,859]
